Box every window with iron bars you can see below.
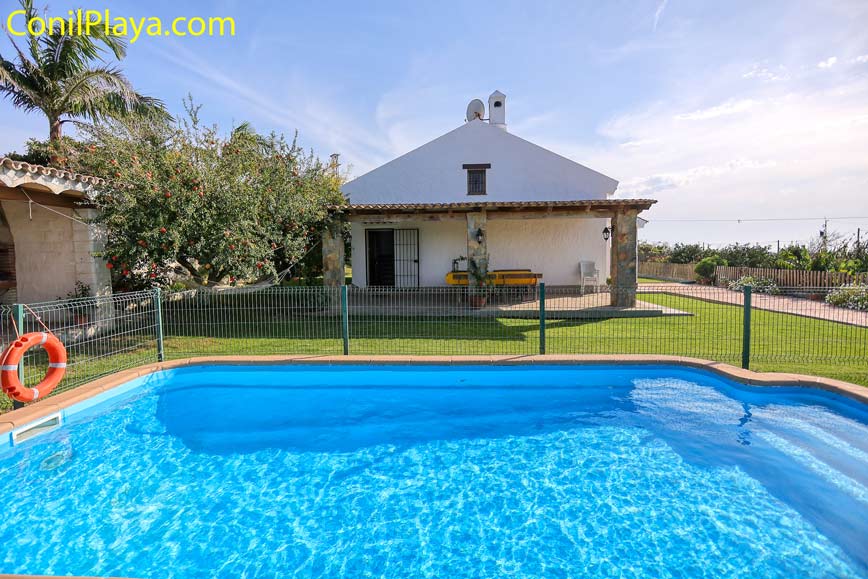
[463,163,490,195]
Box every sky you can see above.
[2,0,868,246]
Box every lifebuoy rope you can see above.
[8,304,55,340]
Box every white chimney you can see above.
[488,90,506,130]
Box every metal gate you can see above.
[393,229,419,287]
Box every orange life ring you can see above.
[1,332,67,403]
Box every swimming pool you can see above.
[1,363,867,578]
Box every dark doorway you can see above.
[366,228,420,287]
[366,229,395,286]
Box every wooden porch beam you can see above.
[349,208,620,223]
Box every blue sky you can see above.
[3,0,868,245]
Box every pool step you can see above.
[761,415,868,484]
[758,430,868,506]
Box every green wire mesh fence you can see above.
[0,291,158,412]
[1,283,866,412]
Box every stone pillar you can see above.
[466,211,488,285]
[322,220,345,287]
[609,210,638,307]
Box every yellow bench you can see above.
[445,270,542,286]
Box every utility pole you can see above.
[776,240,780,253]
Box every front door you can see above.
[367,229,395,286]
[366,228,420,287]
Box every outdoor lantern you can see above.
[476,228,485,244]
[602,226,612,241]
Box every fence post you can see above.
[12,303,25,409]
[154,287,165,362]
[539,282,546,355]
[741,285,752,369]
[340,285,349,355]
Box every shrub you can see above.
[670,243,712,264]
[825,284,868,311]
[716,243,777,268]
[727,276,781,295]
[694,255,727,283]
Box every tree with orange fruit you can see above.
[81,100,344,289]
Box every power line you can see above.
[651,216,868,223]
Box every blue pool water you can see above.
[1,364,867,578]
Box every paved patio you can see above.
[347,289,689,319]
[639,284,868,328]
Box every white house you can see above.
[325,91,655,306]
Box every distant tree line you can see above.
[639,236,868,275]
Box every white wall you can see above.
[350,216,609,287]
[488,216,610,286]
[343,119,618,204]
[1,202,111,302]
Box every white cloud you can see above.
[144,42,394,175]
[538,77,868,244]
[619,159,778,197]
[854,54,868,64]
[675,99,756,121]
[619,138,662,149]
[653,0,668,31]
[817,56,838,69]
[743,64,789,82]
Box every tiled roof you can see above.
[0,157,104,195]
[337,199,656,212]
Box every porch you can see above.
[324,199,656,308]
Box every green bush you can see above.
[694,256,727,283]
[825,285,868,311]
[717,243,776,268]
[727,276,781,295]
[670,243,712,264]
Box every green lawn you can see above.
[160,292,867,385]
[638,277,670,284]
[2,291,865,413]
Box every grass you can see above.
[2,292,865,412]
[160,293,867,385]
[638,277,670,284]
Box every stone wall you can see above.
[1,202,110,302]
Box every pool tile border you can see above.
[1,355,866,437]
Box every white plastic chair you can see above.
[579,261,599,293]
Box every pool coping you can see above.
[1,354,866,434]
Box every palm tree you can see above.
[0,0,169,160]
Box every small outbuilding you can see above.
[0,158,111,303]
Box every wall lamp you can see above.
[476,228,485,244]
[602,225,614,241]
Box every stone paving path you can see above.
[639,284,868,328]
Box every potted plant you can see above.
[467,260,492,308]
[63,281,97,325]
